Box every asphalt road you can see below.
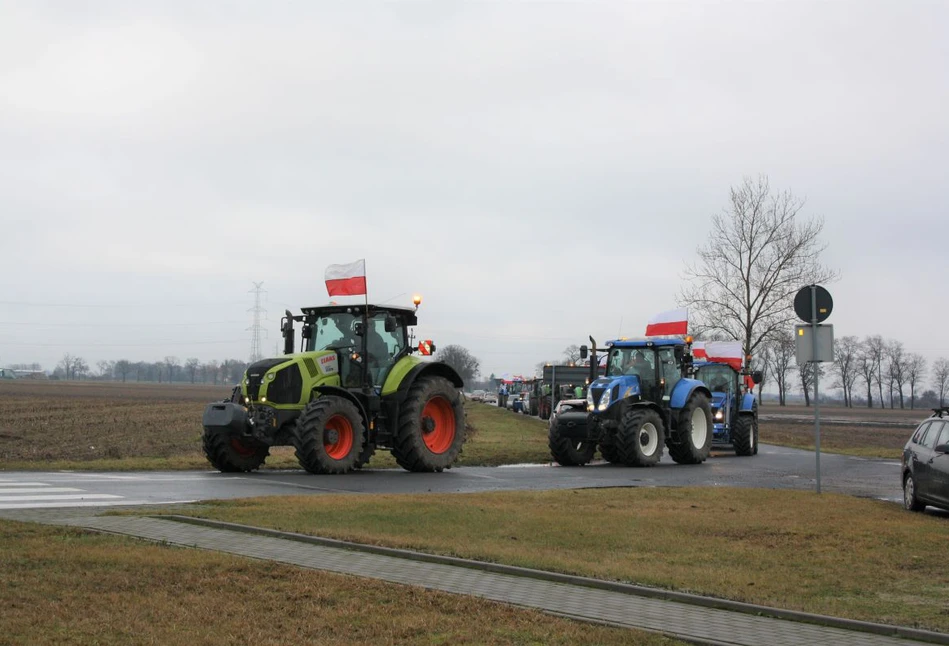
[0,444,903,512]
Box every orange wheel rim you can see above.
[324,414,354,460]
[230,439,257,457]
[421,396,456,454]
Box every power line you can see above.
[0,320,246,328]
[0,300,248,308]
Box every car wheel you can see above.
[903,473,926,512]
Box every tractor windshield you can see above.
[696,364,735,394]
[307,313,359,352]
[606,347,655,378]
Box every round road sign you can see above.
[794,285,833,323]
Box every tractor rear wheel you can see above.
[616,408,664,467]
[667,392,713,465]
[203,429,269,473]
[548,420,595,466]
[732,413,756,456]
[392,376,466,472]
[293,397,365,474]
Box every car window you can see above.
[912,421,932,444]
[934,422,949,449]
[920,421,943,449]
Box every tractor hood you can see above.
[710,392,729,409]
[587,375,641,413]
[243,351,340,405]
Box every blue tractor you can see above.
[694,361,761,456]
[548,337,713,467]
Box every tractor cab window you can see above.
[697,364,734,395]
[656,346,680,394]
[308,313,359,352]
[366,312,406,386]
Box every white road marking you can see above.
[0,487,83,494]
[0,494,122,502]
[0,482,57,487]
[0,500,164,510]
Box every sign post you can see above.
[794,285,834,494]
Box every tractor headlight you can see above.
[714,409,724,421]
[597,387,612,412]
[586,388,595,411]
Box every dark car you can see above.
[902,407,949,513]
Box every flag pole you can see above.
[363,258,369,314]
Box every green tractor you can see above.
[202,302,466,474]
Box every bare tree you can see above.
[96,360,115,380]
[906,353,927,410]
[58,353,74,380]
[832,336,860,407]
[114,360,133,383]
[185,358,200,384]
[680,175,837,361]
[764,329,796,406]
[798,361,824,407]
[866,335,886,408]
[855,341,876,408]
[435,345,480,386]
[933,358,949,406]
[164,356,180,383]
[562,345,582,364]
[72,357,89,380]
[885,341,907,409]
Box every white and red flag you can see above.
[704,341,744,371]
[692,341,708,360]
[644,308,688,337]
[325,259,367,297]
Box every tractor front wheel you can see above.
[732,412,756,456]
[392,376,466,472]
[293,397,365,474]
[203,428,269,473]
[616,408,664,467]
[548,420,595,466]
[668,392,713,465]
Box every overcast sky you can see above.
[1,1,947,382]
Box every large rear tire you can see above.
[548,419,595,466]
[203,429,269,473]
[616,408,664,467]
[293,397,365,474]
[668,392,713,465]
[732,413,756,456]
[392,376,466,472]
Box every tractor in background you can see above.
[202,299,466,474]
[548,337,713,467]
[694,360,761,456]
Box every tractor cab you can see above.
[295,305,416,391]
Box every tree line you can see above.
[45,354,251,385]
[757,333,948,409]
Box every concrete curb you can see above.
[161,514,949,645]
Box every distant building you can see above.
[3,369,48,380]
[0,368,16,379]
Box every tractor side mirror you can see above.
[384,315,398,333]
[751,371,763,385]
[579,345,588,360]
[301,324,313,340]
[281,310,295,355]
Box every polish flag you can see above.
[325,259,367,297]
[705,341,744,371]
[692,341,708,360]
[644,308,688,337]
